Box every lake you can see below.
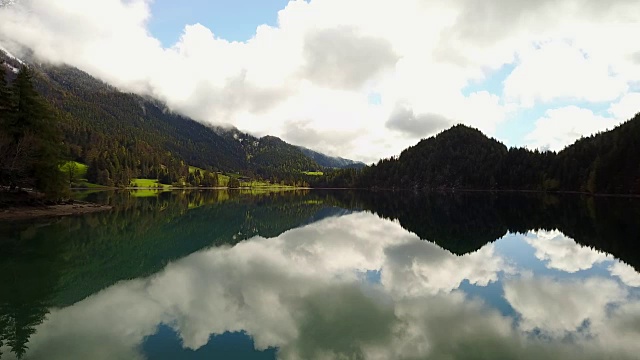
[1,190,639,359]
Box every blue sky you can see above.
[148,0,291,45]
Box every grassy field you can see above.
[130,178,172,188]
[61,161,109,188]
[302,171,324,176]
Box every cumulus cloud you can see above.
[386,106,451,138]
[524,230,612,272]
[382,241,508,297]
[525,106,624,151]
[609,92,640,120]
[301,26,398,90]
[504,42,628,107]
[504,276,628,337]
[0,0,639,160]
[610,262,640,287]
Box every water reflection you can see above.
[0,190,639,359]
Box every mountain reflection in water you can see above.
[0,190,639,359]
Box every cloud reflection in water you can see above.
[16,212,640,360]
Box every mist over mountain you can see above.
[0,49,364,188]
[297,146,366,169]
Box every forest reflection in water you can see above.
[0,190,639,359]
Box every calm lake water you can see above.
[1,190,640,359]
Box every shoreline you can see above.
[0,201,113,222]
[70,186,640,198]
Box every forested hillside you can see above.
[0,50,366,189]
[555,117,640,194]
[318,115,640,195]
[361,125,508,189]
[212,126,321,181]
[34,64,248,186]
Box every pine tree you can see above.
[0,64,13,124]
[0,66,67,198]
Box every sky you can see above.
[0,0,640,163]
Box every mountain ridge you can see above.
[0,49,362,187]
[297,145,366,169]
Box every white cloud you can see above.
[610,262,640,287]
[382,241,508,298]
[525,106,624,151]
[0,0,639,161]
[504,42,629,107]
[524,230,611,272]
[609,92,640,120]
[504,276,628,337]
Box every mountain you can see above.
[211,125,365,173]
[297,146,366,169]
[358,125,508,189]
[340,117,640,195]
[211,126,320,179]
[0,49,357,187]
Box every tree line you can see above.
[312,117,640,195]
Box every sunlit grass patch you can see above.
[130,178,172,188]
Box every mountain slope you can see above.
[211,126,320,178]
[0,50,331,185]
[555,116,640,194]
[212,125,365,174]
[297,146,366,169]
[359,125,508,189]
[35,64,249,172]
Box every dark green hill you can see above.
[555,115,640,194]
[348,115,640,195]
[359,125,508,189]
